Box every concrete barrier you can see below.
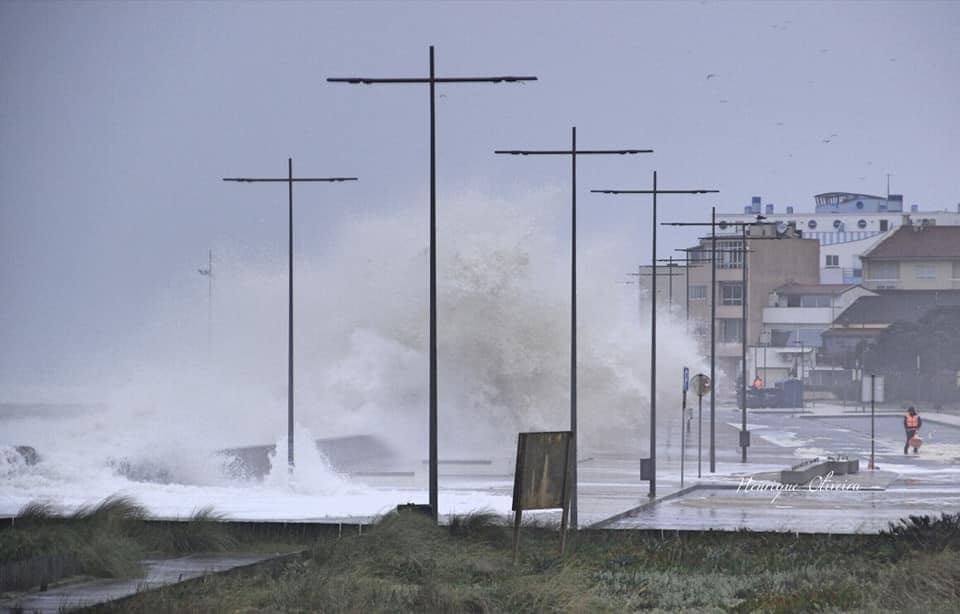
[780,456,858,485]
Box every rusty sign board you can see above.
[512,431,573,511]
[511,431,573,560]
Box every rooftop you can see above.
[773,283,859,296]
[834,290,960,326]
[862,225,960,260]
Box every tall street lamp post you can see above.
[494,127,652,529]
[592,172,717,497]
[328,46,537,522]
[223,158,357,469]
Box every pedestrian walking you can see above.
[904,406,922,454]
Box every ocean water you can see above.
[1,187,706,519]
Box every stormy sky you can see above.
[1,1,958,396]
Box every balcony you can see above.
[763,307,835,326]
[864,278,898,290]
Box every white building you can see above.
[717,193,960,284]
[749,283,874,384]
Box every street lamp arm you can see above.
[327,76,537,84]
[593,189,719,195]
[495,149,653,155]
[223,177,358,183]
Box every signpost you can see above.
[690,373,711,478]
[863,374,885,470]
[681,367,689,487]
[511,431,574,560]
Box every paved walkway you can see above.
[594,404,960,533]
[0,553,277,613]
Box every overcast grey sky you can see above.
[1,0,958,395]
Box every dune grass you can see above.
[86,510,960,613]
[0,496,256,592]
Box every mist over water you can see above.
[0,185,706,517]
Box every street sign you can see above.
[511,431,574,559]
[861,375,885,403]
[691,373,711,397]
[683,367,690,392]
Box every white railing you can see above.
[865,278,898,289]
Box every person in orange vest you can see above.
[904,406,922,454]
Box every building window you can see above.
[719,319,742,343]
[800,295,831,308]
[879,220,889,232]
[868,261,899,289]
[856,201,864,209]
[915,264,936,280]
[857,219,867,229]
[720,282,743,305]
[689,285,707,300]
[770,330,791,347]
[833,219,843,229]
[826,255,839,267]
[808,220,817,229]
[717,240,743,269]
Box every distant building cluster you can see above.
[636,191,960,404]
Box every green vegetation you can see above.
[85,511,960,613]
[0,496,294,594]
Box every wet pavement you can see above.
[342,403,960,533]
[0,553,274,613]
[596,403,960,533]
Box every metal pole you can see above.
[330,45,536,525]
[668,256,674,309]
[741,223,748,463]
[570,126,578,528]
[710,207,717,473]
[287,158,295,469]
[650,170,657,498]
[590,182,717,488]
[870,374,876,469]
[763,344,767,385]
[495,134,651,530]
[800,340,805,411]
[681,386,686,489]
[428,46,438,521]
[697,394,703,478]
[685,257,690,327]
[222,163,357,472]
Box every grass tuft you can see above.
[71,494,147,526]
[447,509,503,539]
[14,501,57,525]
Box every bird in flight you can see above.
[706,73,717,80]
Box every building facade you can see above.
[861,225,960,291]
[716,194,960,285]
[632,262,689,317]
[686,222,820,387]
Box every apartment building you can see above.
[686,222,819,384]
[861,225,960,291]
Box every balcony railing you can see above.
[865,278,899,289]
